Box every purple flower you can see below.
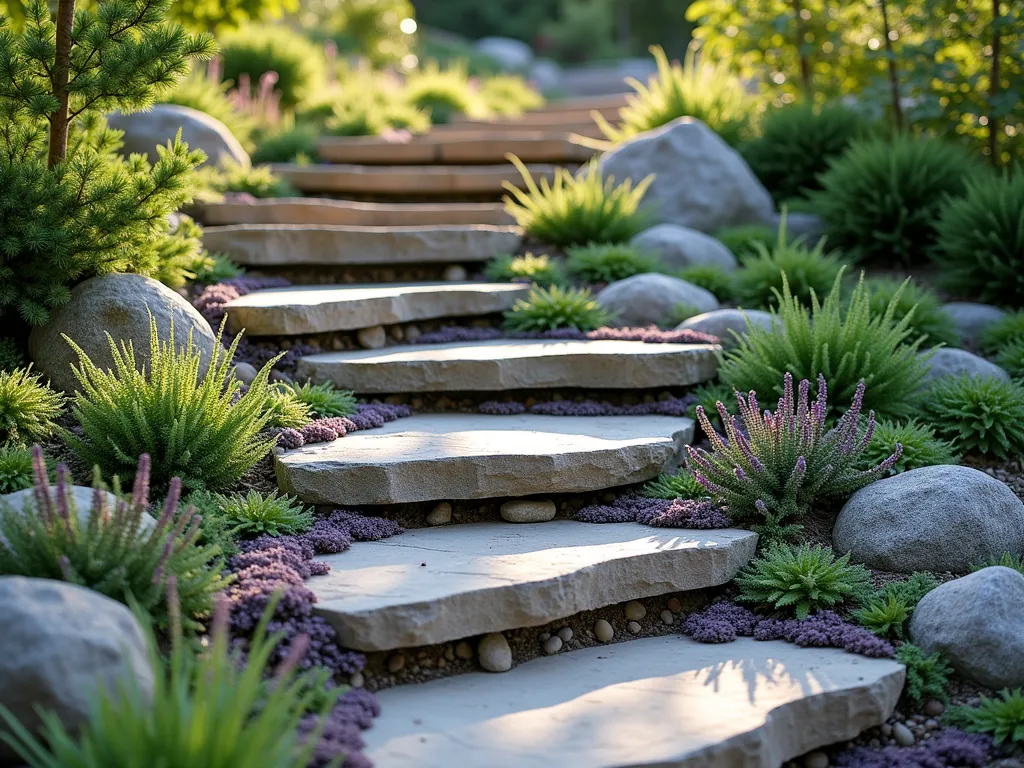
[300,422,340,444]
[478,400,527,415]
[274,428,305,450]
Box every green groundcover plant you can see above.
[712,224,776,259]
[0,367,64,447]
[979,311,1024,356]
[946,689,1024,745]
[0,444,33,493]
[483,253,565,288]
[897,644,952,705]
[920,374,1024,460]
[565,243,662,284]
[858,419,959,476]
[853,572,938,639]
[214,490,314,538]
[863,277,960,348]
[503,285,612,333]
[677,264,735,302]
[642,466,707,501]
[280,381,357,418]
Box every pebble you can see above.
[923,700,945,717]
[667,597,682,613]
[455,641,474,660]
[350,672,364,688]
[387,653,405,673]
[539,632,551,642]
[500,499,556,523]
[594,619,614,643]
[803,751,829,768]
[232,362,258,384]
[924,719,939,731]
[443,265,469,281]
[880,724,892,737]
[660,610,674,626]
[426,502,452,526]
[557,627,573,643]
[893,722,915,747]
[438,658,446,669]
[543,636,563,655]
[356,325,387,349]
[444,646,455,662]
[624,601,646,621]
[478,633,513,673]
[627,621,642,635]
[405,324,421,342]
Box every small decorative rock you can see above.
[677,308,774,341]
[539,632,551,642]
[660,610,674,626]
[500,499,556,523]
[627,621,642,635]
[630,223,738,272]
[941,302,1006,345]
[624,601,646,621]
[557,627,573,643]
[893,722,915,747]
[357,325,387,350]
[442,265,469,282]
[803,750,830,768]
[923,700,945,717]
[387,653,405,673]
[478,632,513,673]
[596,273,720,327]
[405,324,422,342]
[542,636,563,655]
[920,347,1010,383]
[667,597,682,612]
[455,641,474,660]
[350,671,364,687]
[594,619,614,643]
[233,361,259,385]
[426,502,452,526]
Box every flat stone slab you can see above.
[188,198,512,227]
[201,224,521,267]
[297,339,720,393]
[311,521,756,651]
[317,133,596,165]
[224,283,529,336]
[364,636,904,768]
[275,413,694,505]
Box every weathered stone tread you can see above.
[269,162,559,195]
[188,198,512,227]
[317,133,596,165]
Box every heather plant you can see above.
[933,172,1024,307]
[713,224,776,258]
[0,368,64,447]
[809,136,980,266]
[503,285,612,333]
[483,253,565,288]
[920,374,1024,459]
[280,381,356,419]
[687,373,902,541]
[565,243,662,284]
[65,315,280,491]
[972,553,1024,576]
[864,277,960,347]
[642,466,707,501]
[213,490,314,538]
[734,543,873,619]
[0,449,226,631]
[897,644,953,705]
[503,155,653,248]
[947,689,1024,745]
[979,311,1024,356]
[859,420,959,476]
[219,25,326,109]
[720,271,931,420]
[0,445,33,493]
[597,45,752,147]
[676,265,735,302]
[0,339,25,373]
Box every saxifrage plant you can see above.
[280,381,357,418]
[947,689,1024,745]
[0,367,64,447]
[503,285,612,333]
[214,490,314,538]
[642,466,707,501]
[920,374,1024,459]
[853,572,938,640]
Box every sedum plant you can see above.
[503,155,653,248]
[947,689,1024,745]
[642,466,707,500]
[0,449,226,631]
[279,381,357,419]
[503,285,612,333]
[863,277,960,347]
[920,374,1024,459]
[896,644,953,705]
[0,367,64,447]
[565,243,662,284]
[214,490,314,538]
[483,253,565,288]
[64,315,280,491]
[734,542,873,619]
[0,445,33,493]
[859,419,959,476]
[687,373,902,541]
[720,271,931,420]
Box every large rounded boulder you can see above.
[630,224,737,272]
[920,347,1010,383]
[596,273,719,328]
[909,567,1024,689]
[940,302,1006,346]
[676,308,774,342]
[599,117,775,233]
[29,273,217,394]
[832,465,1024,573]
[107,104,250,168]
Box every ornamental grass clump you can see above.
[0,367,64,447]
[0,449,226,632]
[642,466,707,500]
[502,155,653,248]
[279,381,357,419]
[565,243,663,284]
[947,689,1024,745]
[503,285,613,333]
[921,374,1024,459]
[483,253,565,288]
[64,315,280,491]
[687,373,902,541]
[720,271,931,420]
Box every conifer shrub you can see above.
[220,25,327,109]
[897,644,953,705]
[676,265,735,302]
[712,224,777,258]
[720,271,931,420]
[859,419,959,476]
[279,381,357,419]
[503,285,612,333]
[933,172,1024,307]
[212,490,314,538]
[503,155,653,248]
[687,373,902,541]
[947,689,1024,745]
[0,445,33,493]
[565,243,662,284]
[809,135,979,266]
[642,466,707,500]
[864,277,960,347]
[920,374,1024,459]
[0,368,64,447]
[483,253,566,287]
[0,449,226,631]
[64,315,280,491]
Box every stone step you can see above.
[363,636,904,768]
[317,133,596,165]
[297,339,720,393]
[433,119,605,140]
[269,162,559,197]
[311,521,756,651]
[201,224,521,268]
[535,93,628,113]
[450,108,612,128]
[223,283,529,336]
[275,413,694,505]
[188,198,512,227]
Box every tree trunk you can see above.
[879,0,903,131]
[793,0,812,98]
[988,0,1002,165]
[47,0,76,168]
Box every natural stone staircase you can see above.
[189,198,512,226]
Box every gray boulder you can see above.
[528,58,563,92]
[29,273,217,394]
[833,465,1024,573]
[941,302,1006,346]
[475,37,533,71]
[0,486,145,545]
[631,224,738,272]
[910,567,1024,689]
[599,117,775,233]
[921,348,1010,383]
[597,273,719,328]
[677,308,774,343]
[107,104,249,168]
[0,578,154,760]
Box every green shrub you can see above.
[809,135,979,266]
[947,689,1024,745]
[0,340,25,374]
[324,91,430,137]
[165,70,256,151]
[933,172,1024,307]
[503,285,612,333]
[220,25,327,110]
[720,272,931,420]
[65,316,280,491]
[688,373,902,541]
[863,277,960,347]
[921,374,1024,459]
[503,155,653,248]
[193,253,246,285]
[0,450,226,631]
[565,243,662,284]
[0,445,33,493]
[713,224,776,258]
[896,644,952,705]
[734,543,873,619]
[995,341,1024,380]
[642,466,707,500]
[483,253,565,288]
[859,419,959,476]
[214,490,314,538]
[884,571,940,607]
[979,311,1024,355]
[277,381,356,418]
[676,265,735,302]
[478,74,544,116]
[597,45,752,147]
[972,552,1024,575]
[203,160,297,199]
[739,103,873,203]
[251,124,320,164]
[402,60,485,124]
[263,387,313,429]
[689,381,738,433]
[852,595,909,639]
[0,594,339,768]
[0,368,64,447]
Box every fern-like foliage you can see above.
[720,271,931,420]
[0,448,227,632]
[64,314,281,491]
[0,367,65,447]
[565,242,662,284]
[947,689,1024,745]
[896,644,952,705]
[734,542,873,619]
[193,253,246,285]
[280,381,357,419]
[921,374,1024,459]
[864,277,961,347]
[503,285,612,333]
[503,155,653,248]
[859,419,959,476]
[0,445,34,493]
[212,490,314,538]
[483,253,566,288]
[687,373,902,541]
[642,466,707,500]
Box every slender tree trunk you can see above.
[47,0,76,168]
[988,0,1002,165]
[879,0,904,131]
[793,0,812,98]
